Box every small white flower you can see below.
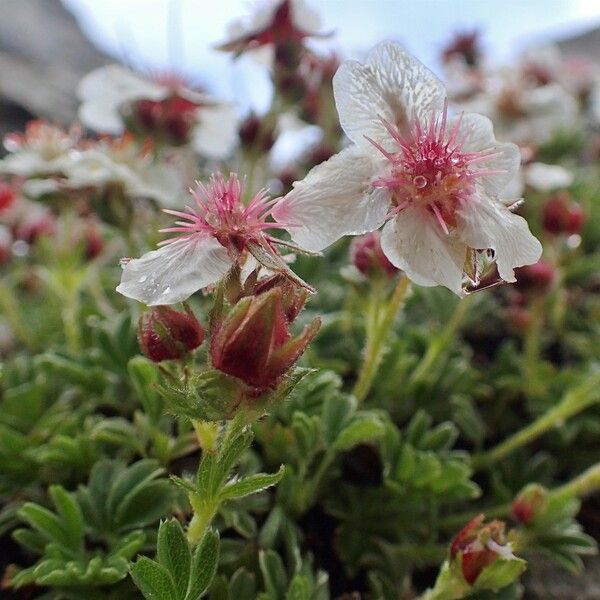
[64,136,185,208]
[0,121,79,178]
[78,65,238,160]
[458,65,578,145]
[117,173,311,306]
[272,42,542,295]
[216,0,325,61]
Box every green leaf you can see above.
[474,557,527,591]
[322,395,354,444]
[333,415,386,450]
[286,575,311,600]
[229,568,256,600]
[48,485,83,551]
[187,529,220,600]
[219,467,285,501]
[128,356,163,423]
[259,550,287,599]
[157,520,191,600]
[18,503,71,551]
[131,556,178,600]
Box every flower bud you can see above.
[16,212,56,244]
[514,260,555,294]
[138,306,204,362]
[542,193,585,235]
[211,286,319,390]
[0,182,15,212]
[512,483,548,525]
[0,225,12,265]
[351,232,399,278]
[238,113,276,152]
[450,515,514,585]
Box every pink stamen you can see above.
[368,104,505,234]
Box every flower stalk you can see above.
[352,275,411,403]
[473,372,600,470]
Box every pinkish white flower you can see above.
[0,121,80,178]
[273,42,542,295]
[77,65,238,159]
[117,173,310,305]
[64,135,185,207]
[216,0,326,59]
[457,62,578,145]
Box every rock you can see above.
[0,0,109,139]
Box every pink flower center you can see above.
[160,173,283,253]
[370,105,501,233]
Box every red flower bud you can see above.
[211,286,319,390]
[0,182,15,212]
[138,306,204,362]
[542,193,585,235]
[84,220,104,260]
[441,30,482,67]
[16,213,56,244]
[238,114,276,152]
[0,225,12,265]
[514,260,555,294]
[351,232,399,278]
[512,484,548,525]
[450,515,513,585]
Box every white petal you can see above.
[271,145,390,252]
[380,207,466,295]
[333,41,446,151]
[116,234,232,305]
[192,104,238,159]
[130,163,187,207]
[456,113,521,197]
[457,196,542,283]
[291,0,321,34]
[78,101,124,135]
[524,162,573,191]
[77,65,167,133]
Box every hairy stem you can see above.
[353,276,411,403]
[472,372,600,470]
[410,294,474,385]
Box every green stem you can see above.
[409,294,474,385]
[523,296,546,397]
[62,292,81,354]
[187,497,219,545]
[0,281,35,351]
[472,373,600,470]
[553,462,600,501]
[353,276,411,403]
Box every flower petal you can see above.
[272,145,390,252]
[456,113,521,197]
[77,65,167,133]
[524,162,573,191]
[116,234,232,305]
[380,207,466,295]
[192,104,238,159]
[333,41,446,151]
[457,196,542,283]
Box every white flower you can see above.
[117,173,311,306]
[64,137,185,208]
[77,65,238,160]
[272,42,542,295]
[457,65,578,145]
[216,0,324,61]
[0,121,79,178]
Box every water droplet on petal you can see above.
[162,286,171,295]
[138,275,148,283]
[413,175,428,189]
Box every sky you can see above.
[64,0,600,112]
